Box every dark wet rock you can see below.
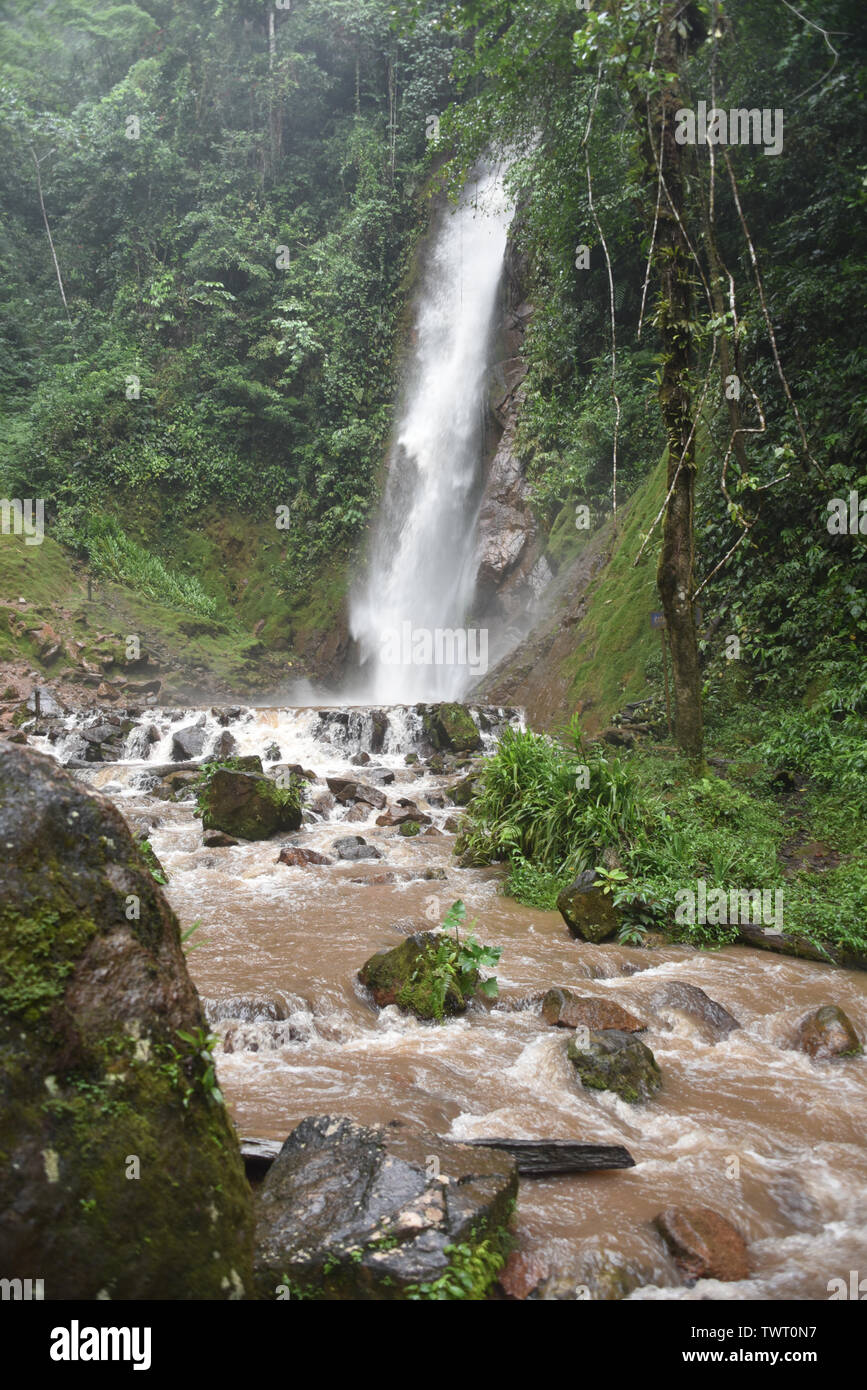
[446,773,478,807]
[376,804,432,827]
[326,776,387,810]
[253,1114,517,1300]
[171,722,208,760]
[422,703,483,754]
[557,871,618,944]
[443,815,463,833]
[203,829,240,848]
[310,790,336,816]
[277,846,333,868]
[0,746,253,1299]
[263,741,281,761]
[154,769,201,800]
[332,835,382,861]
[350,750,371,766]
[344,803,370,823]
[204,993,300,1024]
[567,1029,662,1103]
[359,931,481,1019]
[795,1004,862,1059]
[214,706,244,726]
[648,982,740,1042]
[541,987,645,1033]
[209,729,237,760]
[654,1206,749,1282]
[200,769,303,840]
[363,767,396,786]
[369,710,389,754]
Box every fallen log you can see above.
[239,1134,634,1183]
[461,1138,635,1175]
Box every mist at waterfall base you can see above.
[347,164,514,705]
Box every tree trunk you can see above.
[652,10,703,760]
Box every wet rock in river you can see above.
[203,828,239,847]
[422,702,483,753]
[326,776,387,809]
[331,835,382,861]
[253,1114,517,1300]
[276,845,333,867]
[200,768,303,840]
[648,981,740,1042]
[567,1029,662,1103]
[0,746,253,1298]
[497,1249,549,1300]
[795,1004,862,1059]
[557,870,618,944]
[209,728,237,760]
[171,721,207,760]
[654,1206,750,1282]
[542,987,645,1033]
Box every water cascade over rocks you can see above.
[349,164,515,704]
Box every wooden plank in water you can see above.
[463,1138,635,1175]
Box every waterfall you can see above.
[348,163,514,704]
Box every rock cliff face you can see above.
[0,746,254,1299]
[474,235,550,623]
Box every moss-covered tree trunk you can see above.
[650,7,704,761]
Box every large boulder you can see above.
[254,1115,517,1300]
[567,1029,662,1103]
[654,1206,750,1282]
[542,987,645,1033]
[649,982,740,1043]
[199,768,303,840]
[423,703,483,753]
[360,931,480,1020]
[171,722,207,761]
[557,870,618,943]
[0,747,253,1299]
[795,1004,862,1059]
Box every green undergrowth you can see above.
[459,712,867,955]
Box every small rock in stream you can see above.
[542,987,645,1033]
[795,1004,862,1059]
[648,982,740,1042]
[331,835,382,861]
[654,1206,750,1282]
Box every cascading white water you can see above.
[349,164,514,704]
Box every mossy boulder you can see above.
[199,768,302,840]
[557,870,618,943]
[254,1115,517,1300]
[359,931,480,1020]
[447,773,478,807]
[0,746,254,1299]
[567,1029,662,1104]
[422,703,483,753]
[399,820,421,837]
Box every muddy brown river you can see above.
[63,705,867,1301]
